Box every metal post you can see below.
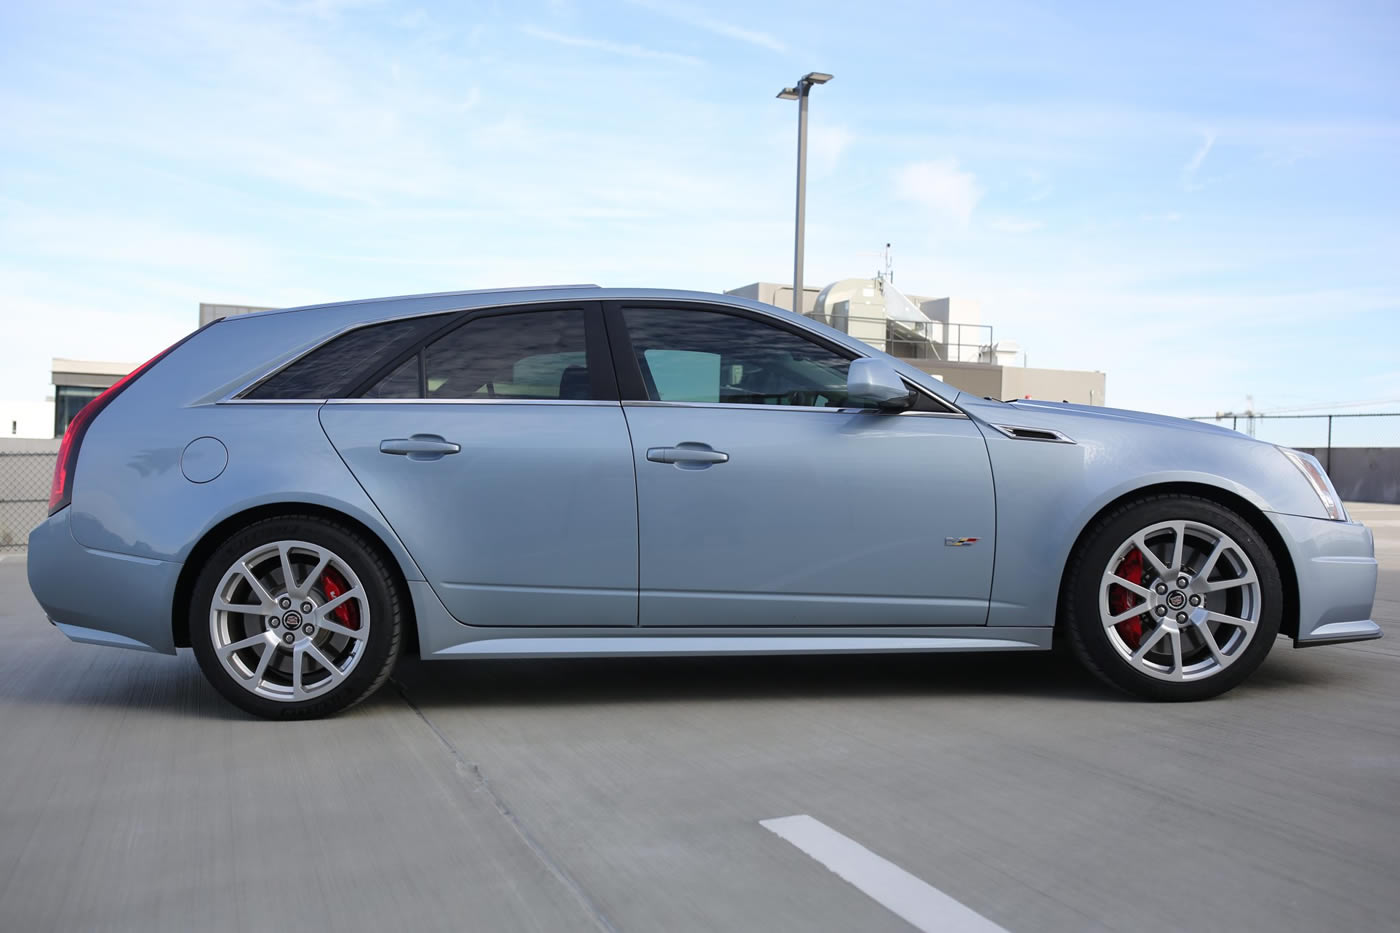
[792,87,809,314]
[1326,415,1333,473]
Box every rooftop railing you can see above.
[805,313,995,362]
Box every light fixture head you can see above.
[802,72,833,85]
[776,87,800,100]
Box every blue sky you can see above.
[2,0,1397,439]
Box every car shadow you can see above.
[393,650,1116,709]
[0,635,1342,719]
[391,636,1345,711]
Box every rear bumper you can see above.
[27,509,181,655]
[1267,512,1381,647]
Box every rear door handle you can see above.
[646,445,729,465]
[379,434,461,460]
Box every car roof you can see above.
[223,285,781,323]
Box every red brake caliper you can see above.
[1109,547,1145,649]
[320,568,360,630]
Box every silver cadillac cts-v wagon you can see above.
[27,286,1380,718]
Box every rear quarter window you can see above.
[244,314,449,400]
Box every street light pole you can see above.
[777,72,832,314]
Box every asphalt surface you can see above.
[2,504,1398,932]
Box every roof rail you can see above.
[237,284,605,319]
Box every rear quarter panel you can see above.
[65,312,427,579]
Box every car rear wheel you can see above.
[1062,495,1283,700]
[190,516,402,719]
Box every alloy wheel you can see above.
[209,540,371,702]
[1099,520,1262,683]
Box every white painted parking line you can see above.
[761,814,1008,933]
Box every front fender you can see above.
[962,400,1330,629]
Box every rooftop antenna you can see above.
[876,242,893,293]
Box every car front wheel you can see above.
[189,516,403,719]
[1063,495,1283,700]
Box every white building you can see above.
[0,399,56,439]
[725,279,1101,405]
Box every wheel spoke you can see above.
[1204,570,1257,594]
[316,617,366,640]
[1132,533,1171,578]
[318,588,362,617]
[1108,576,1152,600]
[213,597,263,615]
[1167,521,1186,573]
[277,544,296,595]
[306,643,346,684]
[1206,610,1256,634]
[1194,621,1227,665]
[239,562,278,608]
[295,551,331,600]
[291,642,307,699]
[1168,629,1185,680]
[217,631,271,660]
[1196,537,1228,581]
[1130,624,1169,663]
[252,639,280,685]
[1105,603,1149,628]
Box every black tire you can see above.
[189,515,403,719]
[1062,495,1283,701]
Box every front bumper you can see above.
[27,508,181,655]
[1267,512,1381,647]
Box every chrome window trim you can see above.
[989,423,1076,443]
[218,398,328,405]
[621,400,968,418]
[323,397,620,407]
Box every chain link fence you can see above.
[0,441,59,552]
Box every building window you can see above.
[54,385,103,436]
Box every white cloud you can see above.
[624,0,785,52]
[895,159,984,227]
[521,25,702,65]
[1183,130,1216,190]
[1142,211,1183,222]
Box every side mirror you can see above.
[846,358,913,411]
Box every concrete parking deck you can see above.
[2,505,1398,932]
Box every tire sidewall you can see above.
[189,517,400,719]
[1066,497,1283,701]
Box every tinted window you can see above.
[622,308,853,407]
[363,354,422,399]
[247,314,447,399]
[424,309,592,400]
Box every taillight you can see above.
[47,325,213,515]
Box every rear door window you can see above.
[423,309,595,400]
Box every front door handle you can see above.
[646,444,729,465]
[379,434,461,461]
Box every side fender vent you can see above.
[990,424,1075,444]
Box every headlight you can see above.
[1277,447,1348,521]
